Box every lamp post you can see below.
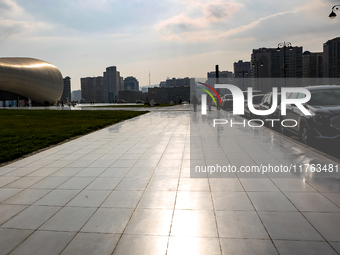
[277,41,293,87]
[239,70,248,90]
[329,5,340,19]
[251,61,264,90]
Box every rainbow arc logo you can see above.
[197,82,222,106]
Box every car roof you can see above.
[305,85,340,90]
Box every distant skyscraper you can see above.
[124,76,139,90]
[60,76,71,103]
[302,51,323,78]
[71,89,81,102]
[251,46,303,78]
[234,60,251,78]
[80,76,105,103]
[323,37,340,78]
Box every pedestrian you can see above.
[192,95,198,112]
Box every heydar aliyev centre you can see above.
[0,57,63,106]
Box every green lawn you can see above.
[0,109,148,164]
[89,103,181,108]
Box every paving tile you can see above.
[61,233,119,255]
[240,178,280,192]
[0,228,33,255]
[67,190,111,207]
[115,178,149,191]
[146,177,178,191]
[212,192,254,211]
[112,235,168,255]
[258,211,323,241]
[175,191,213,210]
[303,212,340,241]
[209,179,244,192]
[3,205,60,230]
[0,177,44,189]
[178,178,210,191]
[171,210,218,237]
[30,177,69,189]
[33,190,80,206]
[248,192,297,212]
[0,188,23,203]
[124,209,173,235]
[330,242,340,253]
[99,167,130,178]
[0,204,27,225]
[167,237,221,255]
[216,211,269,239]
[85,177,121,190]
[138,190,176,209]
[101,190,143,208]
[274,240,337,255]
[324,193,340,207]
[27,167,61,177]
[81,208,133,233]
[220,239,278,255]
[39,207,96,231]
[51,167,84,177]
[10,231,75,255]
[75,167,107,177]
[125,167,155,178]
[271,178,316,192]
[57,177,94,190]
[3,189,51,205]
[285,192,340,212]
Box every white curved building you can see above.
[0,57,63,106]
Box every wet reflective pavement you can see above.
[0,105,340,255]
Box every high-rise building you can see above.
[80,76,105,103]
[124,76,139,91]
[207,71,233,79]
[234,61,251,78]
[104,66,119,103]
[60,76,71,103]
[71,90,81,102]
[251,46,303,78]
[302,51,323,78]
[161,77,192,87]
[323,37,340,78]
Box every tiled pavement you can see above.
[0,106,340,254]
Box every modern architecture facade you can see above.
[60,76,71,103]
[118,90,144,102]
[302,51,323,78]
[323,37,340,78]
[81,65,124,103]
[124,76,139,91]
[71,90,81,102]
[159,77,191,88]
[148,86,190,104]
[251,47,303,78]
[0,57,63,106]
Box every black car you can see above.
[280,85,340,146]
[223,90,262,110]
[244,94,265,118]
[258,92,282,128]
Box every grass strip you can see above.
[0,109,148,164]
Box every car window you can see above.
[308,89,340,105]
[253,95,264,104]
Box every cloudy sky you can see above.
[1,0,339,90]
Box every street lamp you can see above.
[329,5,340,19]
[277,42,293,86]
[252,61,264,90]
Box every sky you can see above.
[1,0,339,90]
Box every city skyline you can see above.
[1,0,339,90]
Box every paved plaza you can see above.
[0,106,340,255]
